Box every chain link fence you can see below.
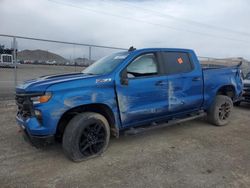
[0,34,250,100]
[0,34,126,100]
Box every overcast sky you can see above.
[0,0,250,60]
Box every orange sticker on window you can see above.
[177,58,183,64]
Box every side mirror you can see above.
[120,69,128,85]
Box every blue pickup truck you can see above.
[16,48,243,161]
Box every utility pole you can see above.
[89,46,92,62]
[13,37,17,87]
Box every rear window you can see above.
[161,52,193,74]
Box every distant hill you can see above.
[17,49,66,64]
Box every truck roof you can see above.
[130,48,194,53]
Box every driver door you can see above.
[115,52,168,128]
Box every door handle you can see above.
[155,81,168,86]
[192,77,201,81]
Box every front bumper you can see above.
[21,128,54,148]
[16,114,54,147]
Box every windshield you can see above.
[82,52,129,75]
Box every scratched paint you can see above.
[117,94,129,122]
[117,94,129,113]
[168,80,185,111]
[51,108,66,118]
[64,96,85,107]
[91,93,98,103]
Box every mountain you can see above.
[17,49,66,64]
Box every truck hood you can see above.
[16,72,96,93]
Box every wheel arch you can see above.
[56,103,118,141]
[216,85,236,99]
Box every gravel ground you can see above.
[0,102,250,188]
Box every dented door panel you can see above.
[116,75,168,127]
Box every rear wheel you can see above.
[207,95,233,126]
[62,112,110,162]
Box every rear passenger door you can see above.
[159,51,203,113]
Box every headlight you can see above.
[31,92,52,104]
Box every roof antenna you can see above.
[128,46,136,52]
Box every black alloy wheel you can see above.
[63,112,110,162]
[79,122,106,156]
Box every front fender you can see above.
[36,79,120,135]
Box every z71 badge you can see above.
[96,78,112,83]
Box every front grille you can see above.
[15,94,34,118]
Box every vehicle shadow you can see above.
[41,119,206,161]
[236,102,250,110]
[39,114,232,163]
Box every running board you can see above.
[124,112,206,135]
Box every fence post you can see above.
[89,46,92,61]
[13,37,17,87]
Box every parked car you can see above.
[15,48,243,161]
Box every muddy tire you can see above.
[62,112,110,162]
[207,95,233,126]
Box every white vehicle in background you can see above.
[0,50,15,68]
[46,60,56,65]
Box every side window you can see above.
[126,53,158,78]
[162,52,193,74]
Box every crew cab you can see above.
[15,48,243,161]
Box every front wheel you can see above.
[207,95,233,126]
[62,112,110,162]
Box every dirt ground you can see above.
[0,102,250,188]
